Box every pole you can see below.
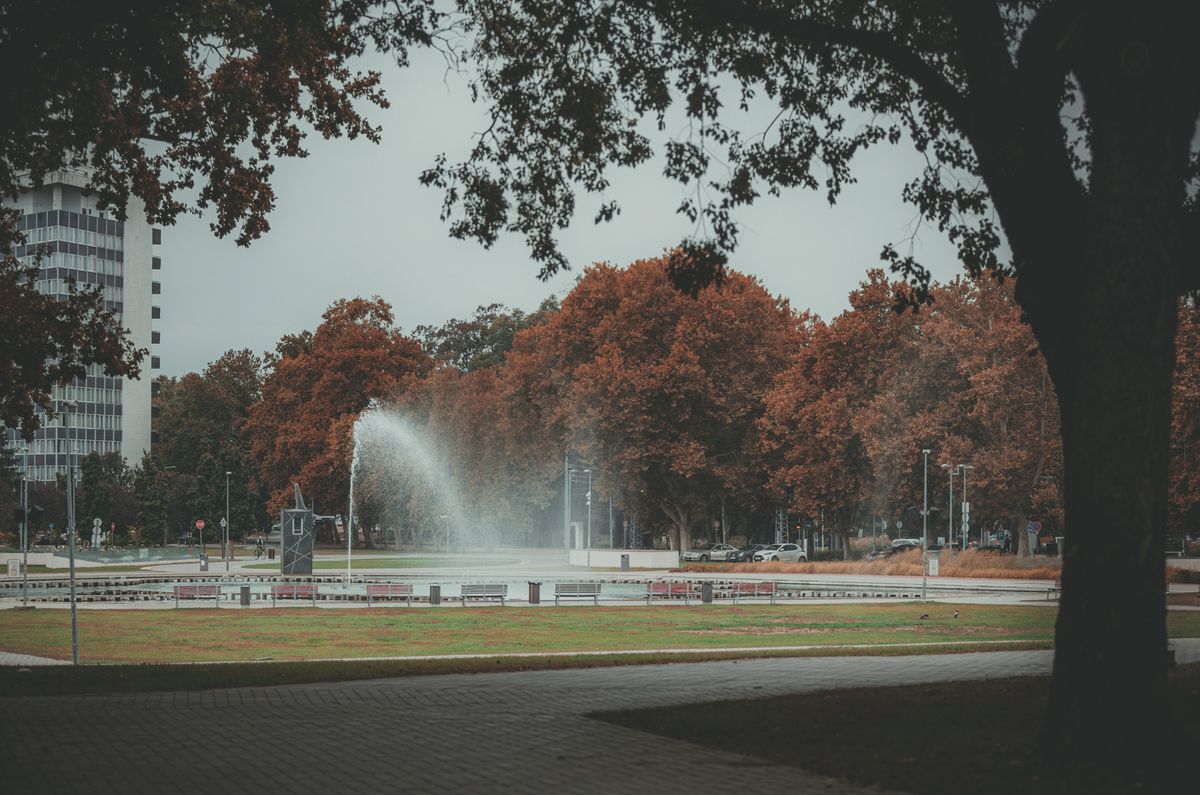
[224,471,231,560]
[959,464,974,550]
[586,469,592,550]
[608,494,613,549]
[21,470,29,608]
[921,449,930,601]
[563,454,570,551]
[64,401,80,664]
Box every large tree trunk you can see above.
[1032,116,1182,766]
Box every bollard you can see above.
[240,585,251,607]
[528,581,541,604]
[429,584,441,606]
[701,581,713,604]
[620,554,630,572]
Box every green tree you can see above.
[421,1,1200,767]
[132,455,170,547]
[156,350,266,535]
[77,451,133,544]
[414,299,559,372]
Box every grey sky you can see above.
[159,49,968,377]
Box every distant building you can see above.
[4,167,160,481]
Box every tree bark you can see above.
[1031,120,1182,765]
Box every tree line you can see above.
[12,256,1192,554]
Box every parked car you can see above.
[866,538,923,561]
[752,542,807,562]
[727,544,767,563]
[682,543,738,563]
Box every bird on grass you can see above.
[919,612,930,620]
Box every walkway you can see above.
[4,641,1197,794]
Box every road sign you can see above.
[195,519,206,531]
[928,557,939,576]
[896,520,903,530]
[92,517,101,528]
[220,517,227,528]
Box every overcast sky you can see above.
[158,49,969,377]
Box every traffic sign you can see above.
[195,519,206,530]
[92,517,102,528]
[220,517,227,528]
[882,520,889,530]
[896,520,903,530]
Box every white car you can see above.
[682,543,738,562]
[752,543,807,562]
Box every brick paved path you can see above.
[2,642,1197,794]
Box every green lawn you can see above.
[3,603,1198,665]
[242,556,517,570]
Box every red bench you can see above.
[645,581,693,604]
[732,581,777,604]
[173,584,221,607]
[366,583,414,606]
[271,583,318,606]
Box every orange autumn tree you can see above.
[761,270,919,554]
[246,297,429,541]
[508,255,807,549]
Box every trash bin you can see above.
[528,581,541,604]
[701,581,714,604]
[620,554,630,572]
[429,584,441,606]
[199,555,209,572]
[268,548,276,560]
[240,585,251,607]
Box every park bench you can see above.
[271,583,318,606]
[461,583,507,606]
[732,581,777,604]
[554,581,602,606]
[645,581,692,605]
[173,584,221,607]
[366,583,414,606]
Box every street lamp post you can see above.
[921,448,930,601]
[63,400,80,664]
[16,446,29,608]
[563,453,570,551]
[224,470,231,560]
[940,463,956,563]
[586,468,592,550]
[959,464,974,549]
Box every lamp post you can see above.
[586,468,592,550]
[958,464,974,550]
[940,463,956,563]
[563,453,570,551]
[16,446,28,607]
[223,470,231,560]
[63,399,80,664]
[921,448,930,601]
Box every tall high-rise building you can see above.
[4,167,160,481]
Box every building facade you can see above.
[4,167,160,481]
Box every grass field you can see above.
[3,603,1200,665]
[242,556,518,570]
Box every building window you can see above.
[152,306,160,319]
[152,228,162,245]
[152,256,161,270]
[152,331,161,344]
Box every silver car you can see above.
[752,542,807,562]
[682,543,738,562]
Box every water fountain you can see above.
[345,404,470,575]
